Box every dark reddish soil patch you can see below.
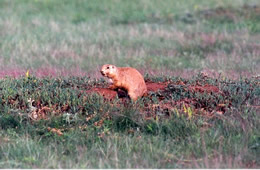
[188,84,220,93]
[86,87,118,100]
[86,81,221,101]
[146,81,169,92]
[86,81,170,100]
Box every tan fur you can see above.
[100,64,147,101]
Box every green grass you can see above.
[0,75,259,168]
[0,0,259,77]
[0,0,260,168]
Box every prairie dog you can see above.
[100,64,147,101]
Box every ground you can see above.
[0,0,259,168]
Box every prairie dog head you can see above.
[100,64,118,78]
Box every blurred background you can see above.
[0,0,259,78]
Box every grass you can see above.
[0,0,260,168]
[0,0,260,78]
[0,75,259,168]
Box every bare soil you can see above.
[86,81,220,100]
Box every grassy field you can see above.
[0,0,260,78]
[0,0,260,168]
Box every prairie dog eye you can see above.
[107,66,109,69]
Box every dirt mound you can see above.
[188,84,220,93]
[146,82,169,92]
[86,81,169,100]
[86,81,221,100]
[86,87,118,100]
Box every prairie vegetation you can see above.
[0,0,259,168]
